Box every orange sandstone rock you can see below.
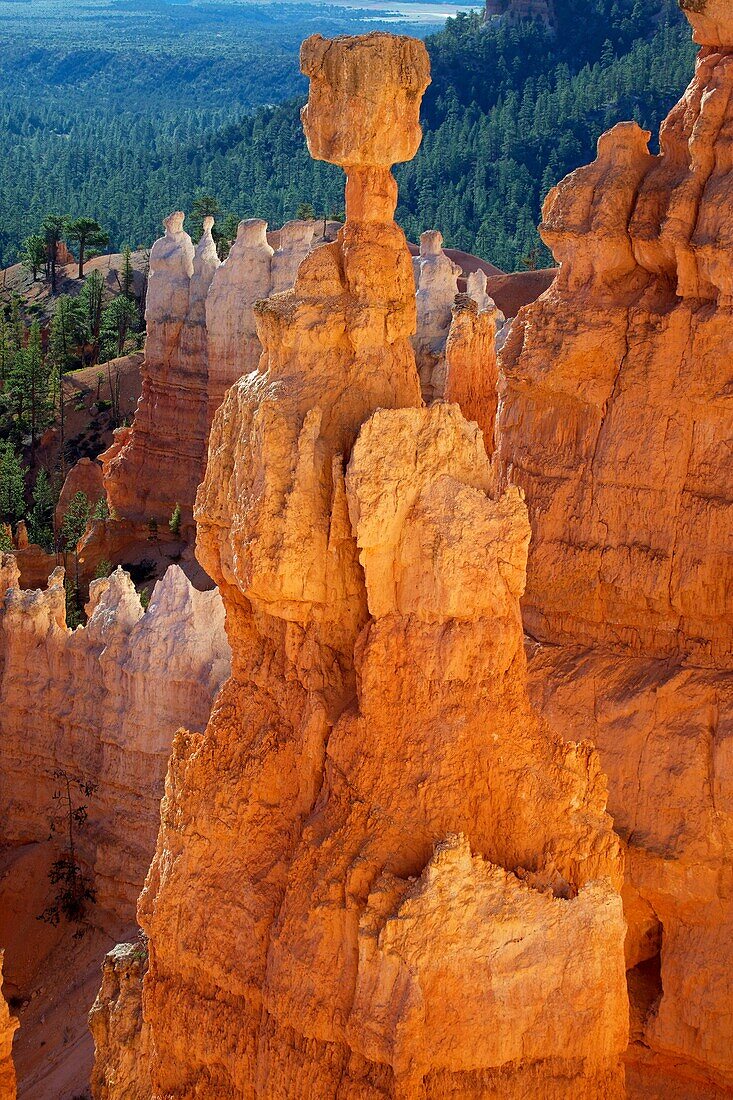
[8,521,57,591]
[0,952,18,1100]
[55,457,105,530]
[89,942,151,1100]
[445,293,498,452]
[526,645,733,1093]
[495,4,733,1090]
[122,32,628,1100]
[681,0,732,47]
[498,26,733,664]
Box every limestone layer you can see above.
[0,559,230,920]
[109,32,629,1100]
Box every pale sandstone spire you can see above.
[466,266,505,331]
[144,210,194,337]
[270,219,315,293]
[205,217,274,424]
[412,228,461,400]
[189,215,220,311]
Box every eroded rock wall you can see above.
[102,212,207,532]
[496,2,733,1089]
[120,32,628,1100]
[497,33,733,663]
[0,558,230,919]
[526,646,733,1093]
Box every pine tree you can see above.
[78,270,105,367]
[0,441,27,525]
[28,468,56,551]
[19,233,46,281]
[100,295,138,361]
[120,246,135,299]
[49,295,82,473]
[41,214,68,294]
[189,194,222,242]
[24,322,53,450]
[61,491,92,614]
[66,217,109,280]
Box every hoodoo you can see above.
[91,31,629,1099]
[497,0,733,1090]
[102,211,215,533]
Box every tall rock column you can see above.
[124,32,627,1100]
[205,218,274,426]
[101,213,219,532]
[412,229,460,401]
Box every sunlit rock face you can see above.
[497,24,733,664]
[496,3,733,1090]
[89,942,151,1100]
[109,31,628,1100]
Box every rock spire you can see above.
[100,31,629,1100]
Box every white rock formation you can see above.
[413,229,461,400]
[205,218,274,425]
[271,219,316,293]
